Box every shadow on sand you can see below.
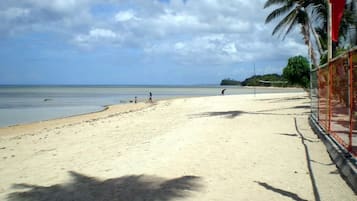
[276,133,320,143]
[191,107,309,119]
[193,111,244,119]
[8,171,202,201]
[255,181,308,201]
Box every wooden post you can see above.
[348,51,353,151]
[328,62,332,132]
[254,63,257,97]
[328,1,333,61]
[327,1,332,132]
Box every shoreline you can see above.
[0,86,304,129]
[0,88,305,129]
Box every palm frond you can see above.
[264,0,291,8]
[309,0,327,27]
[315,27,327,50]
[265,3,295,23]
[283,11,302,39]
[271,9,298,37]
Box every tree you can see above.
[264,0,319,67]
[310,0,357,62]
[241,74,287,87]
[282,56,310,88]
[312,0,357,46]
[264,0,356,66]
[220,78,241,86]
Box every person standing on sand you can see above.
[149,92,152,102]
[134,96,137,103]
[221,89,226,95]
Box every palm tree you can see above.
[264,0,356,66]
[264,0,319,67]
[308,0,326,55]
[310,0,356,60]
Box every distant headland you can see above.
[221,73,289,87]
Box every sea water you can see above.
[0,85,303,127]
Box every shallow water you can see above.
[0,85,303,127]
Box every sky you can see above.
[0,0,308,85]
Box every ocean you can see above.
[0,85,303,127]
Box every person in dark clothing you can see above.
[221,89,226,95]
[149,92,152,102]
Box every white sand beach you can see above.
[0,93,355,201]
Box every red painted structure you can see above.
[311,48,357,156]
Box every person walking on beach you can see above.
[149,92,153,102]
[134,96,137,104]
[221,89,226,95]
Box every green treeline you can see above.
[220,79,241,86]
[220,74,288,87]
[241,74,287,87]
[220,56,311,88]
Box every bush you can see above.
[282,56,310,88]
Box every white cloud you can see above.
[222,43,237,54]
[27,0,90,13]
[0,7,30,19]
[280,38,308,56]
[89,28,117,38]
[157,10,201,27]
[145,34,245,64]
[0,0,308,65]
[0,0,98,36]
[174,42,185,50]
[110,0,308,65]
[214,16,251,33]
[115,10,138,22]
[74,28,121,46]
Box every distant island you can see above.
[220,79,241,86]
[221,74,288,87]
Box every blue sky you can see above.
[0,0,308,85]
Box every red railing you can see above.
[312,48,357,156]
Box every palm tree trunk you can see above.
[308,39,318,68]
[302,23,319,68]
[309,20,324,56]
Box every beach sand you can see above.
[0,93,355,201]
